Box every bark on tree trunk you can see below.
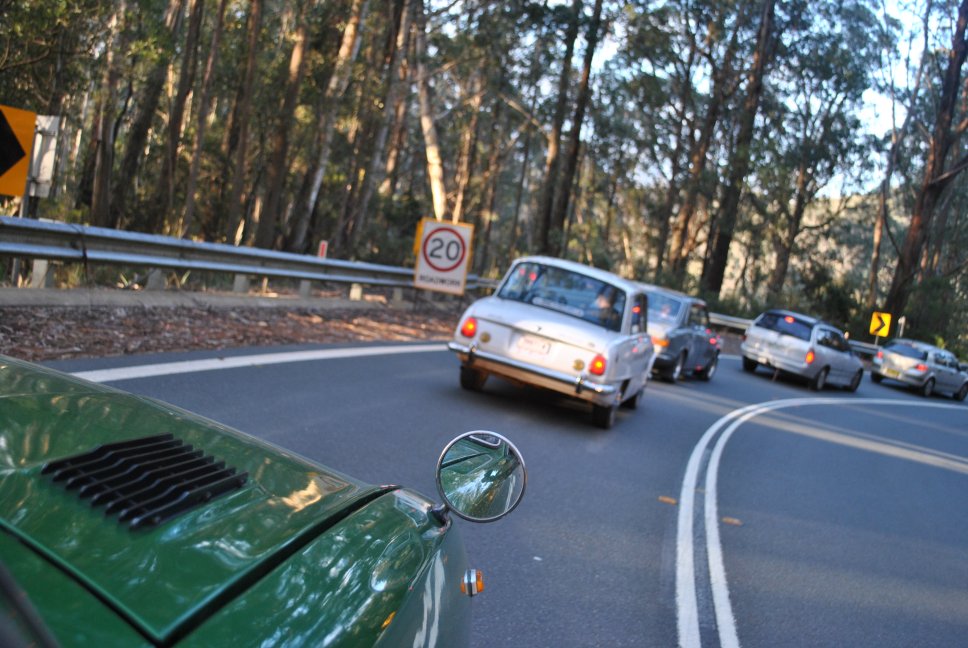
[885,0,967,316]
[669,14,741,282]
[867,2,932,309]
[415,0,449,221]
[288,0,369,253]
[182,0,229,238]
[537,0,581,254]
[254,5,310,249]
[89,2,128,229]
[550,0,603,258]
[346,0,412,254]
[157,0,205,232]
[452,71,483,226]
[700,0,776,298]
[224,0,264,244]
[117,0,186,232]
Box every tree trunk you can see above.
[288,0,369,253]
[224,0,264,244]
[118,0,186,232]
[254,3,310,249]
[414,0,449,221]
[452,70,483,226]
[88,2,128,228]
[550,0,603,257]
[867,2,932,308]
[700,0,776,297]
[157,0,205,232]
[670,13,742,281]
[348,0,414,253]
[537,0,581,254]
[182,0,229,238]
[885,0,967,316]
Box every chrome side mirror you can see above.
[435,431,526,523]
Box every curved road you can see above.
[48,345,968,647]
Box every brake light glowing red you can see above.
[589,354,607,376]
[460,317,478,338]
[915,363,928,372]
[784,316,795,324]
[805,349,816,365]
[876,350,883,360]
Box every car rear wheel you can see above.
[697,353,719,381]
[871,372,883,384]
[810,367,829,391]
[742,356,757,373]
[621,387,644,410]
[591,403,617,429]
[664,353,685,382]
[955,383,968,402]
[847,369,863,393]
[920,378,935,398]
[459,366,488,391]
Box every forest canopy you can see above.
[1,0,966,352]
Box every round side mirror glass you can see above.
[436,431,527,523]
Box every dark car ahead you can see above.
[0,354,526,647]
[871,338,968,400]
[640,283,721,382]
[741,309,864,391]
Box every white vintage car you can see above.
[448,256,656,428]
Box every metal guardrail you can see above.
[0,216,497,294]
[0,215,884,359]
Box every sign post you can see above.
[413,218,474,295]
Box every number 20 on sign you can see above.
[413,218,474,295]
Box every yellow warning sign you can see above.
[0,105,37,197]
[869,311,891,337]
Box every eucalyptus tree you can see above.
[115,0,187,232]
[699,0,777,298]
[537,0,582,255]
[885,0,968,317]
[753,0,883,304]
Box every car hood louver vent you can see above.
[42,433,248,530]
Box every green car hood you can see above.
[0,357,394,644]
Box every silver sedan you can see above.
[871,338,968,400]
[448,256,655,428]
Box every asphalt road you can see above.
[46,346,968,647]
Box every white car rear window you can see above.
[498,262,627,332]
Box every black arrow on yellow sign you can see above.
[0,109,27,178]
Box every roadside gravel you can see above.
[0,288,460,362]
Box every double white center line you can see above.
[675,397,963,647]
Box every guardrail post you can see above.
[298,279,311,299]
[391,287,405,307]
[233,274,250,294]
[29,259,55,288]
[349,283,363,301]
[146,269,165,290]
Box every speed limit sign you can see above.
[414,218,474,295]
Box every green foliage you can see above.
[1,0,963,337]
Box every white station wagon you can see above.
[448,256,656,428]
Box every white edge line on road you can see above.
[679,397,967,648]
[72,343,447,383]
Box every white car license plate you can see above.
[516,335,550,356]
